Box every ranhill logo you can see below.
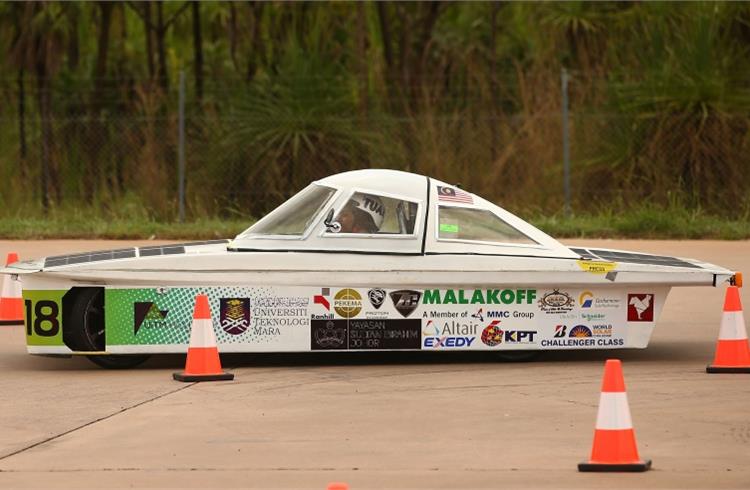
[134,302,168,335]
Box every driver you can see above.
[337,194,385,233]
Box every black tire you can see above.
[67,288,151,369]
[86,354,150,369]
[66,288,106,351]
[495,350,541,362]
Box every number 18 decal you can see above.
[25,300,60,337]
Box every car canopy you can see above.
[230,169,578,259]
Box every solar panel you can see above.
[44,248,137,268]
[42,240,229,268]
[572,247,701,269]
[138,245,186,257]
[138,239,229,257]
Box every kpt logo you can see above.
[481,320,504,346]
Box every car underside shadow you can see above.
[135,340,713,370]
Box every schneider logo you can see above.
[423,289,536,305]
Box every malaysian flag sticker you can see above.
[437,186,473,204]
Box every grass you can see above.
[0,205,748,240]
[531,206,750,240]
[0,216,250,240]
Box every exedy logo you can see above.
[134,302,168,335]
[390,290,422,317]
[368,288,386,309]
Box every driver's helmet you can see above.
[349,193,385,232]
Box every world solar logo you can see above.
[569,325,592,338]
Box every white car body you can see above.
[1,169,737,364]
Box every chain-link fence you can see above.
[1,75,749,222]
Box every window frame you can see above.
[320,188,423,240]
[239,184,341,241]
[434,204,547,249]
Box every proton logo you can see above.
[334,288,362,318]
[368,288,386,309]
[389,290,422,318]
[220,298,251,335]
[134,302,168,335]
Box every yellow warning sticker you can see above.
[577,260,617,274]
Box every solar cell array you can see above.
[43,239,230,268]
[570,247,702,269]
[44,249,137,268]
[138,245,186,257]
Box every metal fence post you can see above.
[178,70,186,222]
[561,67,571,217]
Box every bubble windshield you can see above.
[241,184,336,236]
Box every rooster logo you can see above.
[628,294,654,321]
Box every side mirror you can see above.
[324,208,342,233]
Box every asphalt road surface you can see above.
[0,239,748,489]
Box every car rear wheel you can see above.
[66,288,150,369]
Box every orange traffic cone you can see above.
[706,286,750,373]
[579,359,651,472]
[173,294,234,382]
[0,253,24,325]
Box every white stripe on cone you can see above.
[718,311,748,341]
[1,275,20,299]
[595,392,634,430]
[188,318,218,348]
